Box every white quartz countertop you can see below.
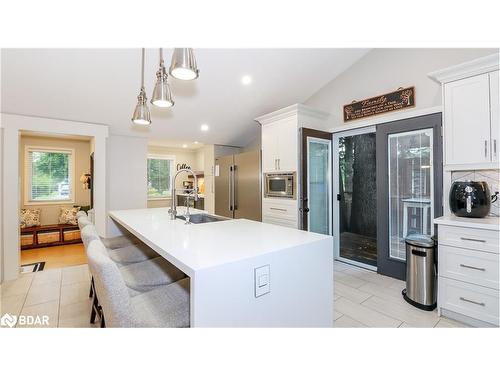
[434,215,500,231]
[108,207,331,276]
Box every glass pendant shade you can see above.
[169,48,199,80]
[132,87,151,125]
[151,67,174,108]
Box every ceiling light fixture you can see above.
[194,141,199,144]
[200,124,209,131]
[169,48,199,81]
[182,144,188,148]
[131,48,151,126]
[241,75,252,85]
[151,48,174,108]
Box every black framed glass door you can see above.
[376,113,443,280]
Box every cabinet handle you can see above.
[270,207,287,212]
[460,237,486,243]
[485,140,488,158]
[275,159,277,170]
[459,264,486,271]
[459,297,485,306]
[494,139,497,158]
[278,158,280,170]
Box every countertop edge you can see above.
[434,216,500,231]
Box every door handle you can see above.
[228,166,233,212]
[232,165,237,211]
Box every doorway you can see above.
[333,126,377,270]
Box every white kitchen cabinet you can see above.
[256,104,330,229]
[435,216,500,327]
[261,118,297,172]
[490,70,499,163]
[261,122,280,172]
[429,54,499,170]
[444,74,492,166]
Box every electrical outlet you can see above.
[254,265,270,298]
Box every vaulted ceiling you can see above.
[1,48,370,147]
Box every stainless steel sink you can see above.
[176,213,228,224]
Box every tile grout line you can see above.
[15,274,35,328]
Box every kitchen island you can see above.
[109,207,334,327]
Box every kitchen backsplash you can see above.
[451,169,500,217]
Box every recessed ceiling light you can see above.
[200,124,209,131]
[241,75,252,85]
[182,144,187,148]
[194,141,199,144]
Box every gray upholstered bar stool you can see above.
[87,239,190,328]
[81,225,186,324]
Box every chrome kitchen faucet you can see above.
[168,168,198,224]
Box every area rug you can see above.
[20,261,46,273]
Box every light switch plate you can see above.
[255,265,270,298]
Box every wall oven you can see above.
[264,172,296,199]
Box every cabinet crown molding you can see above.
[428,53,499,84]
[254,103,330,125]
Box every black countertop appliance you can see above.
[449,181,495,218]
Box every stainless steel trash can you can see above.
[402,234,437,311]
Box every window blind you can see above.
[27,148,73,202]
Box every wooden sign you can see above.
[343,87,415,122]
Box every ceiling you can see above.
[1,48,370,147]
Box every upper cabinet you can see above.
[429,53,500,170]
[261,117,297,172]
[256,104,330,173]
[490,70,499,163]
[444,74,492,165]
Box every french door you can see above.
[376,113,443,280]
[333,126,377,270]
[299,128,332,235]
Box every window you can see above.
[26,147,74,203]
[147,155,175,199]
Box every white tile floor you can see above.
[1,261,468,328]
[1,265,99,328]
[333,260,468,328]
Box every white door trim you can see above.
[0,113,108,281]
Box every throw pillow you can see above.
[20,208,41,228]
[58,206,80,225]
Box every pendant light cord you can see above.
[141,48,145,89]
[159,48,164,67]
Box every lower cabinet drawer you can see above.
[262,215,297,229]
[262,199,297,221]
[439,277,499,326]
[439,245,499,289]
[438,225,499,254]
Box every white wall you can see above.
[106,134,148,236]
[0,128,3,282]
[305,48,499,127]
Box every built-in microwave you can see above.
[264,172,296,199]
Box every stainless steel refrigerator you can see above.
[215,150,261,221]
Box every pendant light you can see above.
[169,48,199,80]
[151,48,174,108]
[131,48,151,125]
